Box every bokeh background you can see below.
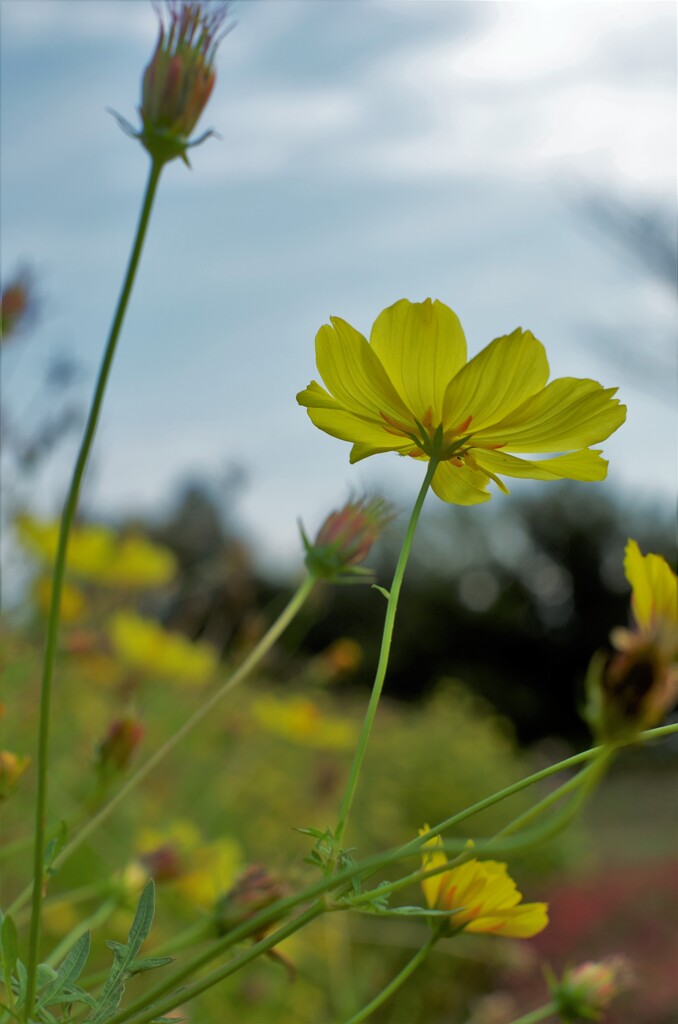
[1,2,677,1022]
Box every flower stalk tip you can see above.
[550,956,633,1021]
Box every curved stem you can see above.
[508,1002,557,1024]
[333,459,438,853]
[23,157,164,1021]
[341,931,439,1024]
[105,903,325,1024]
[9,575,314,918]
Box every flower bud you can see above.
[215,864,287,936]
[97,715,145,773]
[1,270,36,341]
[0,750,30,799]
[301,497,393,581]
[140,842,185,883]
[551,956,633,1020]
[137,1,231,165]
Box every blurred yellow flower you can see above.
[0,750,30,799]
[108,611,218,684]
[34,576,85,622]
[251,694,357,751]
[297,299,626,505]
[419,829,548,938]
[17,516,176,588]
[590,539,678,738]
[136,820,243,909]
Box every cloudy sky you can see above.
[2,0,676,568]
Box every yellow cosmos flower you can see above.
[135,820,243,909]
[297,299,626,504]
[251,694,357,751]
[108,611,218,685]
[419,829,548,937]
[590,539,678,738]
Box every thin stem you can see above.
[508,1002,557,1024]
[105,903,324,1024]
[45,896,119,968]
[334,459,438,853]
[23,156,164,1021]
[341,931,439,1024]
[9,575,314,918]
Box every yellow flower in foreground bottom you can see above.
[297,299,626,505]
[108,611,218,684]
[419,829,548,937]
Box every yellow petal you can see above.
[474,448,609,482]
[465,901,549,938]
[420,830,448,909]
[431,461,492,505]
[305,405,414,456]
[315,318,413,425]
[369,299,467,422]
[625,539,678,631]
[471,378,626,453]
[442,329,549,434]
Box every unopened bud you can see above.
[301,497,393,581]
[551,956,633,1020]
[215,864,287,936]
[140,842,185,883]
[97,715,145,773]
[1,271,35,341]
[0,751,30,799]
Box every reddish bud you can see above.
[97,715,145,773]
[140,842,185,883]
[551,956,634,1020]
[215,864,287,936]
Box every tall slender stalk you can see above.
[341,930,440,1024]
[333,458,438,853]
[23,157,164,1021]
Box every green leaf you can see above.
[36,932,91,1010]
[371,584,390,600]
[128,956,174,975]
[88,880,156,1023]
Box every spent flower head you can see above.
[586,539,678,741]
[419,829,548,938]
[297,298,626,505]
[97,715,145,774]
[301,497,393,581]
[114,1,231,166]
[550,956,634,1021]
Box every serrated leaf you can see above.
[88,880,156,1024]
[45,984,97,1010]
[36,932,91,1010]
[291,826,327,839]
[14,960,27,1004]
[128,956,174,975]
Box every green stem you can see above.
[508,1002,557,1024]
[341,931,439,1024]
[51,723,676,1024]
[334,459,438,854]
[105,903,324,1024]
[23,156,164,1022]
[9,575,314,918]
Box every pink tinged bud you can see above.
[551,956,634,1020]
[97,716,145,773]
[303,498,394,581]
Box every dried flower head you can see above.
[113,2,232,166]
[97,715,145,773]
